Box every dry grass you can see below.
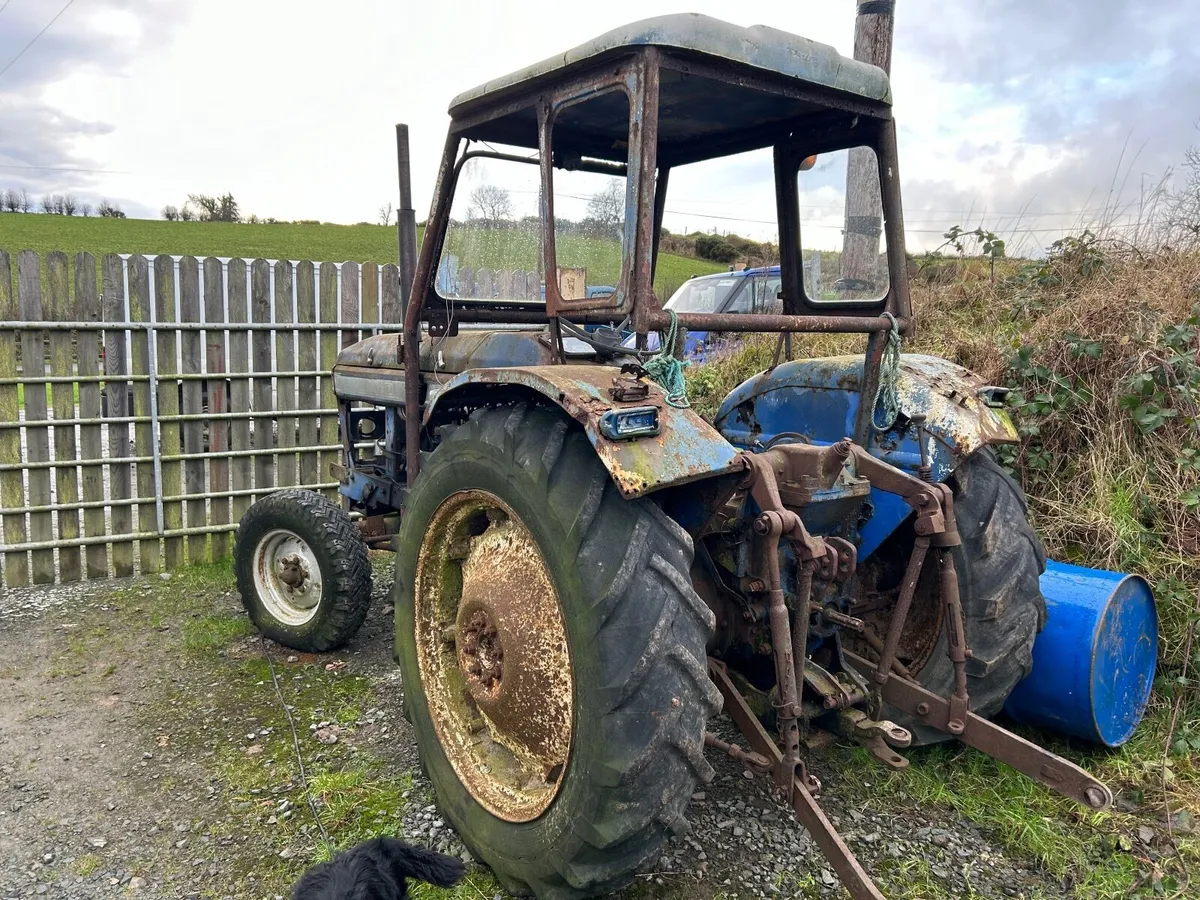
[685,245,1200,892]
[689,246,1200,664]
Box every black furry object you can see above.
[292,837,466,900]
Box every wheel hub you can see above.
[459,609,504,692]
[414,490,574,822]
[252,531,323,623]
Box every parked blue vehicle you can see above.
[624,265,783,358]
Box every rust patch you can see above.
[424,365,742,498]
[414,490,573,822]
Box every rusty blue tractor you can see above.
[233,15,1157,899]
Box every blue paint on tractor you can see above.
[1005,560,1158,746]
[713,354,1018,560]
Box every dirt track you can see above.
[0,562,1067,900]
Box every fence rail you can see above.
[0,249,398,588]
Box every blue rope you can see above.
[644,309,690,408]
[871,312,903,432]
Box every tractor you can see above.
[233,15,1157,899]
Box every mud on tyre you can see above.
[234,489,372,653]
[394,404,721,899]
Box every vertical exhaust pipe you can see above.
[395,124,418,322]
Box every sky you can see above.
[0,0,1196,254]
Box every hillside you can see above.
[0,213,724,299]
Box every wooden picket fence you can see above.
[0,250,400,588]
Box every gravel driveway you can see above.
[0,562,1070,900]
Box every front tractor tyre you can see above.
[234,489,372,652]
[395,405,722,899]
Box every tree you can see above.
[62,194,78,216]
[180,204,196,222]
[2,189,18,213]
[585,178,624,237]
[187,192,240,223]
[18,189,31,212]
[97,199,126,218]
[162,204,180,221]
[378,202,393,226]
[78,201,92,217]
[51,194,65,215]
[468,184,512,226]
[40,195,53,214]
[694,233,739,263]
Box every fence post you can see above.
[381,264,400,324]
[361,261,379,342]
[154,255,183,568]
[46,251,82,582]
[128,256,160,571]
[318,262,339,500]
[227,259,252,523]
[296,261,319,487]
[204,257,230,560]
[104,253,134,577]
[0,251,27,586]
[340,261,359,349]
[274,260,297,488]
[75,252,108,579]
[251,259,274,501]
[179,256,206,563]
[18,250,54,583]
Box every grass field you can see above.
[0,213,723,298]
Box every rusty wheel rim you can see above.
[414,490,574,822]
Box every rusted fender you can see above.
[424,365,742,498]
[716,354,1017,475]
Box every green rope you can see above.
[871,312,903,432]
[644,309,691,408]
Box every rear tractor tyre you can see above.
[859,451,1047,746]
[395,404,721,899]
[234,489,372,652]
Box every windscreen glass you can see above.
[798,147,890,303]
[438,148,542,303]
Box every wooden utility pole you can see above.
[840,0,895,296]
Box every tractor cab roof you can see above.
[448,14,892,168]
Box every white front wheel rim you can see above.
[252,529,324,626]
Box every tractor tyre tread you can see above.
[396,404,718,900]
[896,450,1047,745]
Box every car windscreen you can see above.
[664,277,742,313]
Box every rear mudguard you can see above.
[424,365,742,498]
[714,354,1018,560]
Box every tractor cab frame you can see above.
[402,17,910,483]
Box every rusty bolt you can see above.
[916,702,930,716]
[753,515,772,536]
[748,579,765,592]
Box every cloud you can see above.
[892,0,1199,250]
[0,0,185,206]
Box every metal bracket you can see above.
[836,708,911,769]
[844,650,1114,810]
[709,659,886,900]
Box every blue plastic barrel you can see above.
[1004,560,1157,746]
